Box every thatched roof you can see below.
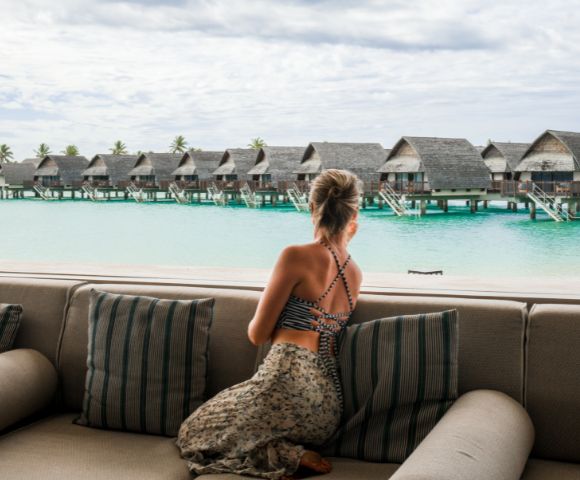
[480,142,530,173]
[247,146,305,181]
[83,154,139,185]
[213,149,257,179]
[21,158,42,167]
[378,137,491,189]
[128,153,182,181]
[515,130,580,172]
[0,162,36,185]
[34,155,89,184]
[293,142,386,182]
[172,150,223,179]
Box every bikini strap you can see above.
[316,240,354,312]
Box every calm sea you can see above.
[0,199,578,277]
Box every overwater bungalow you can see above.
[82,154,139,187]
[377,136,491,194]
[480,142,530,182]
[172,150,223,185]
[34,155,89,187]
[514,130,580,194]
[247,146,305,188]
[212,149,257,182]
[127,153,182,187]
[293,142,386,184]
[0,162,36,187]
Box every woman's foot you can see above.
[299,450,332,474]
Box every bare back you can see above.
[271,240,362,352]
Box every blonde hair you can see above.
[309,169,361,238]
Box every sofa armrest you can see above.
[390,389,534,480]
[0,349,58,431]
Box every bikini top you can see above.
[275,239,355,336]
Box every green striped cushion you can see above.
[0,304,23,353]
[324,309,458,463]
[75,289,215,437]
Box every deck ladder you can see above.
[81,182,102,201]
[33,183,56,201]
[378,183,411,216]
[240,183,258,208]
[207,182,227,206]
[126,182,145,203]
[169,182,189,204]
[526,183,569,222]
[286,183,309,212]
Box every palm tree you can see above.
[248,137,267,149]
[110,140,128,155]
[34,143,51,158]
[0,144,14,163]
[169,135,188,154]
[61,145,79,156]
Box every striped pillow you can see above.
[324,309,458,463]
[75,289,215,437]
[0,304,23,353]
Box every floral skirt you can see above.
[176,342,341,479]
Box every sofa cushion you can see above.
[197,457,400,479]
[75,289,215,436]
[0,303,22,353]
[521,458,580,480]
[324,310,458,463]
[0,277,80,364]
[59,283,261,412]
[0,414,190,480]
[348,294,527,402]
[0,413,400,480]
[525,303,580,462]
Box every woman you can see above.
[177,169,363,479]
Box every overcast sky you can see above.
[0,0,579,159]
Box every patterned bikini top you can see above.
[275,239,355,337]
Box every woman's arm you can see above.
[247,246,302,345]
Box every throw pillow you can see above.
[75,289,215,436]
[323,309,458,463]
[0,303,23,353]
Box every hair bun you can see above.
[328,185,341,199]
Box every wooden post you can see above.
[420,200,426,216]
[378,199,383,209]
[530,202,536,220]
[465,200,469,206]
[443,200,448,212]
[512,202,518,212]
[483,200,488,209]
[524,201,529,209]
[507,201,512,210]
[411,200,416,209]
[470,200,476,213]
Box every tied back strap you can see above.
[317,240,355,312]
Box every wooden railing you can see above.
[501,181,580,197]
[383,180,431,194]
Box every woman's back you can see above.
[271,239,362,353]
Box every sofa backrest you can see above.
[525,303,580,462]
[58,283,262,412]
[0,277,79,365]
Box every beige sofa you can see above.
[0,276,578,479]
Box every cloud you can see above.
[0,0,579,159]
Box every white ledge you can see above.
[0,260,579,303]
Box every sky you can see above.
[0,0,579,160]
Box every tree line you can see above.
[0,136,268,163]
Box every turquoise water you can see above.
[0,199,578,277]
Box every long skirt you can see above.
[176,342,341,479]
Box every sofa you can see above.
[0,275,579,479]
